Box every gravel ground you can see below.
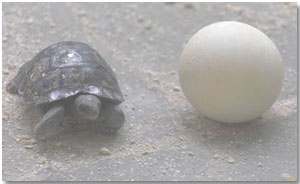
[2,2,297,181]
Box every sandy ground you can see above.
[2,2,297,181]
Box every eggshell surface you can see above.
[179,21,284,123]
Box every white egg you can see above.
[179,21,284,123]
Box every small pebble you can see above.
[179,137,185,141]
[257,162,263,167]
[227,156,235,163]
[22,135,31,140]
[27,17,33,24]
[172,87,180,92]
[77,10,87,17]
[8,64,16,70]
[144,20,152,30]
[67,53,74,58]
[39,158,47,164]
[46,166,52,170]
[285,2,297,8]
[188,152,194,156]
[128,36,135,42]
[3,70,9,75]
[130,140,135,145]
[50,22,56,27]
[226,4,244,14]
[25,145,33,149]
[213,154,219,159]
[152,78,160,83]
[184,2,194,9]
[137,15,144,22]
[281,173,294,181]
[169,71,177,75]
[206,131,212,136]
[143,152,149,155]
[55,142,62,147]
[162,170,167,174]
[165,2,175,5]
[24,140,34,145]
[100,147,110,155]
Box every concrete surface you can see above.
[2,2,297,181]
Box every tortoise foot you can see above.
[33,105,65,141]
[101,105,125,132]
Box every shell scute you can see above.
[17,41,123,105]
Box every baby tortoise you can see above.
[7,41,125,140]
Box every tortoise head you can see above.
[72,94,102,122]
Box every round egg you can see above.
[179,21,284,123]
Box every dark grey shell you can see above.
[19,41,124,105]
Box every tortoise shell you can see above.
[19,41,124,105]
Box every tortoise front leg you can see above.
[6,61,31,94]
[33,104,65,141]
[100,104,125,133]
